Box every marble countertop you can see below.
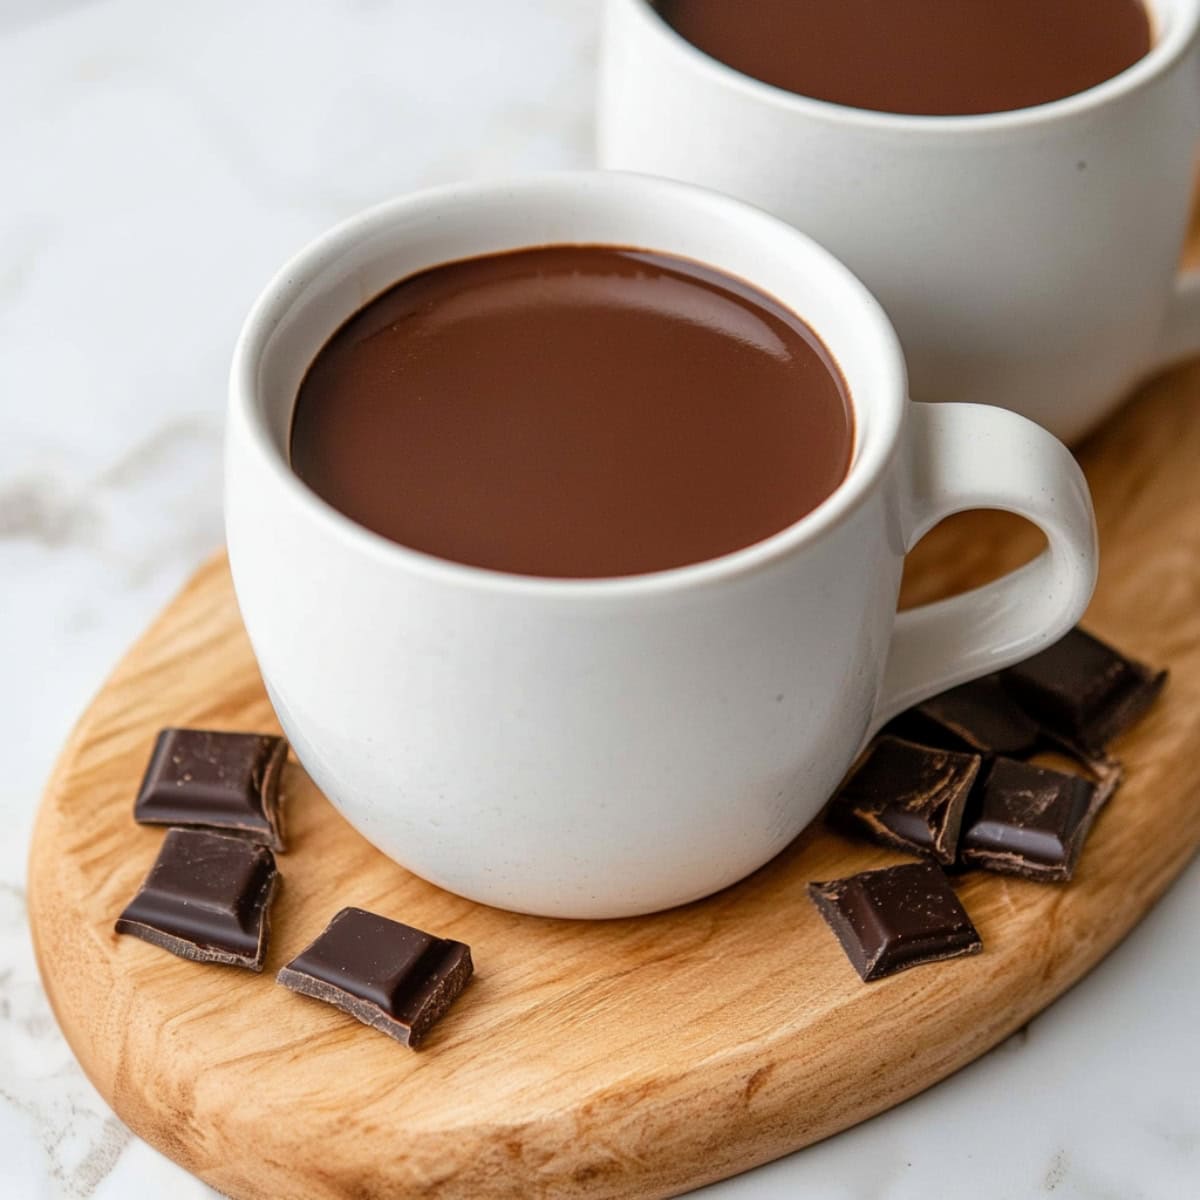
[3,2,1197,1197]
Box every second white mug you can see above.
[598,0,1200,443]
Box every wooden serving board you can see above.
[28,350,1200,1198]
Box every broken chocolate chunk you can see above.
[808,862,983,982]
[888,675,1041,758]
[828,735,981,864]
[959,755,1119,882]
[1001,628,1166,755]
[277,907,472,1048]
[115,827,278,970]
[134,728,288,851]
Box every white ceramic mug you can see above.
[598,0,1200,443]
[226,172,1098,919]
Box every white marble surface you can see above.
[1,2,1197,1197]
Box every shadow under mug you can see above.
[598,0,1200,444]
[225,172,1098,919]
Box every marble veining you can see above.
[2,1,1196,1197]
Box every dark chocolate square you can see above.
[808,862,983,982]
[828,735,981,864]
[134,728,288,851]
[115,827,278,970]
[277,907,473,1048]
[959,756,1118,882]
[887,675,1041,758]
[1001,628,1166,755]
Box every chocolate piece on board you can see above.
[1001,628,1166,755]
[808,862,983,983]
[888,675,1041,757]
[277,907,473,1048]
[115,827,278,970]
[959,755,1120,882]
[828,735,981,864]
[134,728,288,851]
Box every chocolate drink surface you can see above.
[656,0,1152,117]
[291,245,852,579]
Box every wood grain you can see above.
[27,352,1200,1198]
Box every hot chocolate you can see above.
[290,245,853,579]
[656,0,1153,116]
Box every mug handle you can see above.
[1150,265,1200,371]
[872,402,1099,730]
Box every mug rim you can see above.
[622,0,1200,135]
[229,171,908,599]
